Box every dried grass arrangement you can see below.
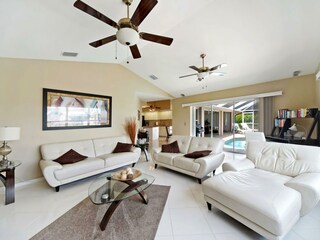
[125,117,137,144]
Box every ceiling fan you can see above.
[179,54,227,81]
[74,0,173,59]
[142,104,160,111]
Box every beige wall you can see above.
[172,74,317,135]
[0,58,171,182]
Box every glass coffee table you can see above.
[88,169,155,231]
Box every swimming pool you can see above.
[224,138,246,151]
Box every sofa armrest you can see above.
[222,158,255,172]
[131,147,141,155]
[194,152,225,178]
[285,173,320,216]
[152,147,162,154]
[39,160,63,187]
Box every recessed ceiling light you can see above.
[62,52,78,57]
[180,93,185,97]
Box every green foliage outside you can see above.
[235,113,253,123]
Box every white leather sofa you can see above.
[153,135,225,183]
[202,141,320,240]
[40,136,141,192]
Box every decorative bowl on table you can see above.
[111,168,141,181]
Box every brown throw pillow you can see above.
[184,150,212,159]
[161,141,180,153]
[53,149,87,164]
[113,142,132,153]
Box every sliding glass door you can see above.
[191,98,260,153]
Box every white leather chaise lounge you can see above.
[202,141,320,240]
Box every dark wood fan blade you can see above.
[189,66,201,73]
[89,35,117,48]
[74,0,118,29]
[131,0,158,26]
[130,45,141,59]
[209,63,227,71]
[140,32,173,46]
[179,73,198,78]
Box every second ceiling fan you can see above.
[180,54,227,81]
[74,0,173,59]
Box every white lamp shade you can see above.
[0,127,20,141]
[116,28,139,46]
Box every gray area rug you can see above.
[31,184,170,240]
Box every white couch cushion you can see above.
[173,156,201,173]
[54,157,104,181]
[246,141,320,177]
[202,169,301,236]
[154,152,184,165]
[41,140,96,160]
[188,137,224,154]
[98,152,138,167]
[168,135,192,154]
[93,136,130,156]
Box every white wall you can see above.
[0,58,171,182]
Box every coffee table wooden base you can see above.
[100,179,149,231]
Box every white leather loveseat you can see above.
[40,136,141,192]
[202,141,320,240]
[153,135,225,183]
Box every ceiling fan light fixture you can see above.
[197,72,209,80]
[116,27,139,46]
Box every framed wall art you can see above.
[43,88,112,130]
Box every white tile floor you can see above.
[0,152,320,240]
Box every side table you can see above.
[0,160,21,205]
[134,143,150,161]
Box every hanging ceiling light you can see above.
[197,72,210,81]
[115,18,140,46]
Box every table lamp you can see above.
[0,127,20,166]
[288,123,306,138]
[288,123,298,133]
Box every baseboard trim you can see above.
[16,177,45,188]
[0,177,45,194]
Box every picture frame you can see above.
[43,88,112,130]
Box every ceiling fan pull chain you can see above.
[115,41,118,60]
[126,47,129,64]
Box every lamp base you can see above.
[0,141,12,164]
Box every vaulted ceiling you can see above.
[1,0,320,99]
